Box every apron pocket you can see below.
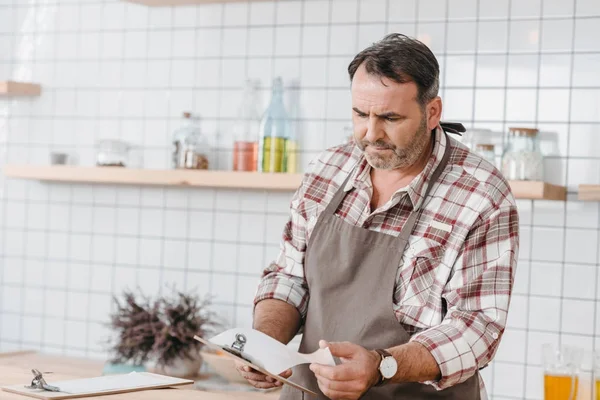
[398,237,446,308]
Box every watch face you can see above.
[380,357,398,379]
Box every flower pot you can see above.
[154,351,203,379]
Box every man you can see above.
[238,33,519,400]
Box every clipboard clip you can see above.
[25,369,60,392]
[222,333,248,359]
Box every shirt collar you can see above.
[345,126,448,211]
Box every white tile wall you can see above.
[1,0,599,398]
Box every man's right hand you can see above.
[235,361,292,389]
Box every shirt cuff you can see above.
[253,276,308,321]
[409,324,478,390]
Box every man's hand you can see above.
[235,361,292,389]
[309,340,381,400]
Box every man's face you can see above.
[351,64,431,170]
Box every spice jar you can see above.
[172,112,209,170]
[475,143,496,167]
[96,139,130,167]
[501,127,543,181]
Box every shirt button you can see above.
[492,333,499,340]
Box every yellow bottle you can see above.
[285,139,298,174]
[262,136,286,173]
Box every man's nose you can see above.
[365,117,384,143]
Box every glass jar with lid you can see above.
[172,112,209,170]
[475,143,496,167]
[96,139,130,167]
[501,127,544,181]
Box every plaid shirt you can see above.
[254,127,519,397]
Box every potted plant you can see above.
[106,288,219,378]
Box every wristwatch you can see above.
[374,349,397,386]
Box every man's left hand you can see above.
[309,340,381,400]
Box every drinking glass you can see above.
[543,343,583,400]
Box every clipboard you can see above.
[1,371,193,400]
[194,334,318,396]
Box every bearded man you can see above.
[238,33,519,400]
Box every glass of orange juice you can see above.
[595,352,600,400]
[543,343,583,400]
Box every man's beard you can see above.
[357,117,431,170]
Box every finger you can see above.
[280,369,292,379]
[248,379,280,389]
[315,375,362,393]
[326,341,359,358]
[310,364,355,382]
[316,378,360,400]
[319,340,329,349]
[241,370,271,382]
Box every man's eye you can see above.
[385,117,398,122]
[356,113,368,118]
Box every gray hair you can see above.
[348,33,440,107]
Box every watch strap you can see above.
[375,348,392,359]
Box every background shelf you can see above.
[3,165,568,200]
[507,180,566,201]
[122,0,251,6]
[2,165,302,191]
[578,185,600,201]
[0,81,41,96]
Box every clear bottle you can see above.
[232,80,261,172]
[501,127,543,180]
[172,112,209,170]
[258,77,291,173]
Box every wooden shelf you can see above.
[3,165,569,201]
[508,180,566,201]
[123,0,249,6]
[3,165,303,191]
[0,81,41,96]
[578,185,600,201]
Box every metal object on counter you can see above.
[50,152,68,165]
[25,369,60,392]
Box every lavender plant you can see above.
[108,288,218,368]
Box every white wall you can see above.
[1,0,600,399]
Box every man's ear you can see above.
[426,97,442,131]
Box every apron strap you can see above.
[323,163,357,216]
[439,121,466,136]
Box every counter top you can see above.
[0,351,280,400]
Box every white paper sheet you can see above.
[208,328,336,375]
[48,372,187,394]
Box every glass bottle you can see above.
[285,123,298,174]
[232,80,261,172]
[258,77,290,173]
[501,127,543,180]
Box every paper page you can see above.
[48,372,183,394]
[208,328,335,375]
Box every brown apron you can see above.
[280,133,480,399]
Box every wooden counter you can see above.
[0,351,280,400]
